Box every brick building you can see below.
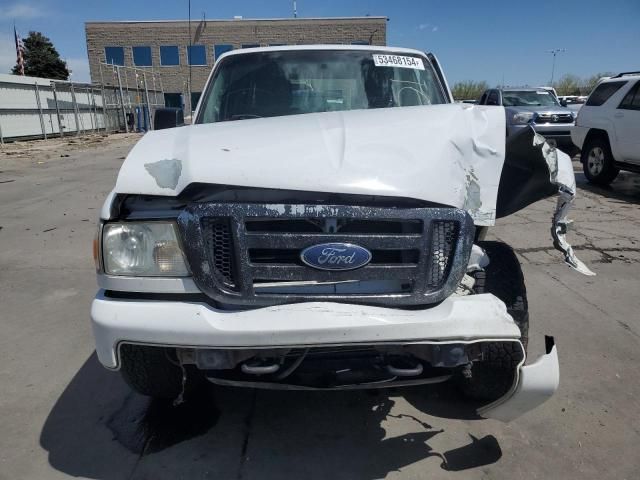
[85,17,387,113]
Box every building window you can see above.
[269,44,286,47]
[351,40,369,45]
[187,45,207,65]
[160,46,180,66]
[132,46,152,66]
[213,44,233,60]
[241,44,260,49]
[104,47,124,66]
[164,93,183,109]
[191,92,202,110]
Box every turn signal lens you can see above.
[93,230,100,271]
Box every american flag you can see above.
[14,27,25,76]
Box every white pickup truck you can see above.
[92,46,591,421]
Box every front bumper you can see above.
[508,123,574,147]
[90,291,559,421]
[91,292,521,368]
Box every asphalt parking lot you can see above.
[1,134,639,480]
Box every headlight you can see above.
[102,222,189,276]
[511,112,535,124]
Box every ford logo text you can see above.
[300,243,372,271]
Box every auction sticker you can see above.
[372,54,425,70]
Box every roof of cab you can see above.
[217,44,429,62]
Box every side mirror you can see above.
[559,99,567,107]
[154,108,185,130]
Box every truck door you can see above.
[615,80,640,163]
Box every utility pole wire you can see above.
[547,48,566,85]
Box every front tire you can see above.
[119,344,186,399]
[457,241,528,401]
[582,136,618,185]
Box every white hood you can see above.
[114,104,506,225]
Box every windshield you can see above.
[502,90,560,107]
[197,50,447,123]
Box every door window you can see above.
[618,81,640,110]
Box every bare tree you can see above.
[553,74,582,96]
[451,80,489,101]
[582,72,615,95]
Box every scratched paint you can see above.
[144,159,182,190]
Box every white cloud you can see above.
[0,3,46,19]
[418,23,439,32]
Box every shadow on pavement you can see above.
[41,353,502,479]
[575,171,640,205]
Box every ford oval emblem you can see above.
[301,243,372,271]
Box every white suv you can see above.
[572,72,640,185]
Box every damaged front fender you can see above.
[497,127,594,275]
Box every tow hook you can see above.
[386,363,424,377]
[241,362,280,375]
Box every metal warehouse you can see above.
[85,16,387,114]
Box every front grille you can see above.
[178,204,474,307]
[535,113,574,124]
[429,221,458,287]
[202,218,236,289]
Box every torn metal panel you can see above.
[497,127,594,275]
[532,133,595,276]
[113,104,506,225]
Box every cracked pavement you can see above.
[1,136,639,479]
[493,169,640,266]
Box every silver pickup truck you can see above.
[478,87,577,154]
[91,45,592,421]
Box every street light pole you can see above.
[547,48,566,85]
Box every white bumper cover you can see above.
[90,292,559,421]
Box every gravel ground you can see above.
[1,133,639,480]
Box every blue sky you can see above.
[1,0,638,85]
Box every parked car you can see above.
[91,45,593,421]
[571,72,640,185]
[477,88,577,153]
[559,96,586,114]
[537,86,559,100]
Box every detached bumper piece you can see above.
[479,336,560,422]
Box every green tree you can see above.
[12,31,69,80]
[553,74,582,96]
[451,80,489,101]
